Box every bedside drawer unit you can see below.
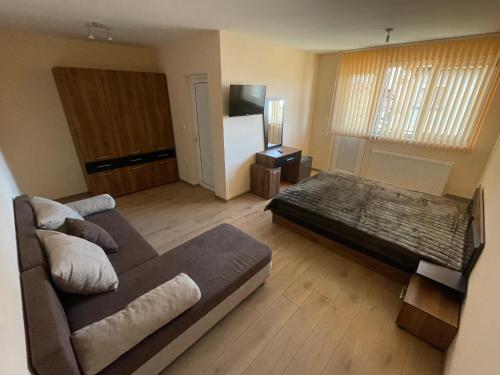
[251,164,281,199]
[397,273,460,351]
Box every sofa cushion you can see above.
[21,266,80,375]
[84,209,158,275]
[67,194,115,217]
[37,230,119,295]
[14,195,47,272]
[61,223,272,374]
[71,273,201,375]
[31,196,83,230]
[65,218,119,254]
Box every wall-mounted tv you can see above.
[229,84,266,117]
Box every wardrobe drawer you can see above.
[153,159,178,186]
[127,163,157,192]
[86,168,133,197]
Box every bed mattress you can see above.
[266,172,470,272]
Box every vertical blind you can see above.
[330,35,500,151]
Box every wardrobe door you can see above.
[143,73,175,150]
[53,68,119,162]
[102,71,156,156]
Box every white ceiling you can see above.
[1,0,499,51]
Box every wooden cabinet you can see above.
[251,164,281,199]
[397,273,460,350]
[255,146,302,183]
[53,67,179,197]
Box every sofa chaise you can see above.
[15,195,272,374]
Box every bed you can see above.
[266,171,484,278]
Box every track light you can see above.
[85,22,113,42]
[87,26,95,40]
[385,28,394,43]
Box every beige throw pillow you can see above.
[31,196,83,230]
[36,230,119,294]
[71,273,201,375]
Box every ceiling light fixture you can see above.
[385,27,394,43]
[85,22,113,42]
[87,25,95,40]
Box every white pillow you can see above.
[67,194,115,217]
[36,230,119,295]
[71,273,201,375]
[31,196,83,230]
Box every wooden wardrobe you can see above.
[53,67,178,197]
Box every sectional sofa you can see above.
[15,195,272,374]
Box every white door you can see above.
[330,136,365,175]
[191,76,215,190]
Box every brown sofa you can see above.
[15,195,272,374]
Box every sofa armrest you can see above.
[21,266,81,375]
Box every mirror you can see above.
[264,97,284,149]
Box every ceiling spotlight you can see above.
[87,26,95,40]
[385,27,394,43]
[85,22,113,42]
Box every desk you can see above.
[255,146,302,183]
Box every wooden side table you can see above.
[255,146,301,183]
[397,273,460,350]
[250,164,281,199]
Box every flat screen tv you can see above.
[229,84,266,117]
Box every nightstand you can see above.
[250,164,281,199]
[397,273,460,350]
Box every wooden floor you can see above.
[117,181,443,375]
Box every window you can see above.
[330,36,500,151]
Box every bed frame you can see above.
[272,185,485,291]
[272,213,411,284]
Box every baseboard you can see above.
[218,190,251,202]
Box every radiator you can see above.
[366,149,454,196]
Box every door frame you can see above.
[329,135,366,176]
[190,74,214,191]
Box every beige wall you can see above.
[444,134,500,374]
[0,30,162,199]
[0,150,29,374]
[220,32,317,199]
[310,52,500,198]
[157,31,226,198]
[309,53,341,171]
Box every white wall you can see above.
[220,32,317,199]
[444,134,500,374]
[157,31,226,199]
[0,150,29,374]
[223,115,265,199]
[0,30,162,199]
